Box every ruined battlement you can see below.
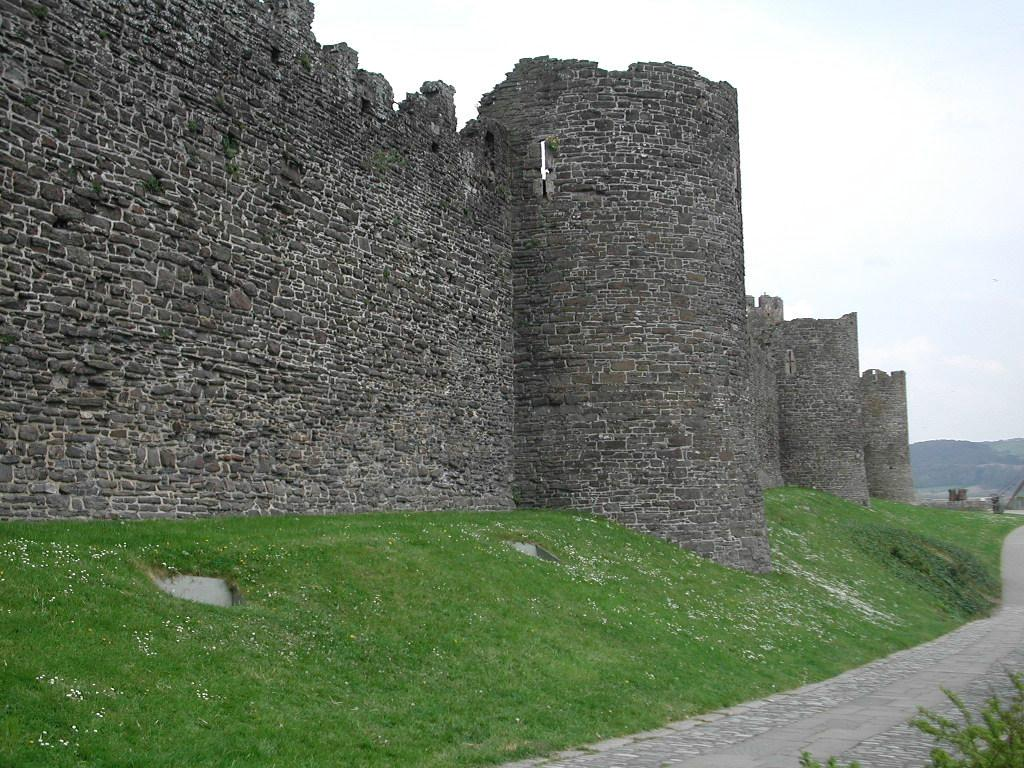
[862,369,906,383]
[747,295,786,328]
[0,0,913,571]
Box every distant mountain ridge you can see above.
[911,439,1024,496]
[990,438,1024,460]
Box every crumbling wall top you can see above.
[862,369,906,382]
[480,55,736,113]
[748,295,785,326]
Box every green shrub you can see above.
[912,672,1024,767]
[221,133,240,159]
[368,148,407,175]
[799,754,860,768]
[801,672,1024,768]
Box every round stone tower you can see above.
[861,369,915,502]
[777,314,870,504]
[480,58,770,572]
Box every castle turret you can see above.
[480,58,770,572]
[861,370,915,502]
[777,313,870,504]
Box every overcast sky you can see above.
[310,0,1022,444]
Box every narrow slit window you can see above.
[540,139,550,197]
[784,349,796,376]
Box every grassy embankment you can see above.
[1,488,1020,767]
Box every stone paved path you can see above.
[504,526,1024,768]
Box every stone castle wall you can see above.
[0,0,914,572]
[748,300,915,505]
[776,314,870,504]
[0,0,515,519]
[748,299,915,506]
[747,296,784,489]
[478,58,770,572]
[861,369,915,502]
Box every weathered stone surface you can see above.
[152,574,241,607]
[776,313,870,505]
[748,297,911,507]
[861,369,915,502]
[747,295,785,490]
[227,289,252,312]
[0,0,913,575]
[0,0,514,521]
[479,58,771,573]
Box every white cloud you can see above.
[780,301,819,321]
[861,336,937,371]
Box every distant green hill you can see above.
[991,438,1024,460]
[910,439,1024,496]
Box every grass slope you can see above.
[1,489,1020,767]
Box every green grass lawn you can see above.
[1,489,1020,767]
